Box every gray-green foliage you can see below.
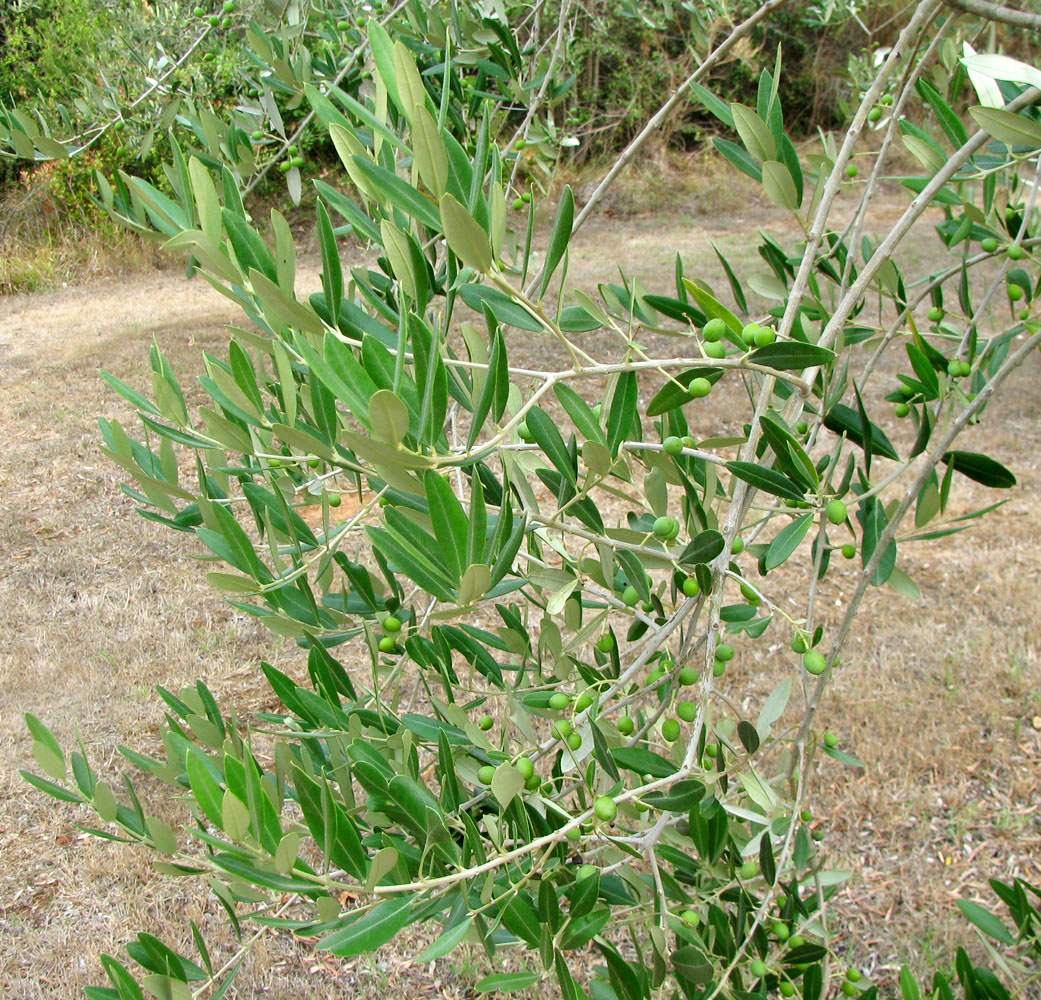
[16,2,1041,998]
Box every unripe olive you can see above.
[894,402,910,418]
[548,692,570,711]
[515,757,535,780]
[841,543,856,559]
[617,716,635,735]
[703,317,726,342]
[689,377,711,398]
[682,577,700,597]
[552,720,572,740]
[927,306,943,323]
[477,714,494,731]
[662,718,681,742]
[803,650,827,675]
[382,615,402,633]
[377,636,397,653]
[677,700,695,722]
[477,764,495,784]
[754,326,776,347]
[826,499,848,525]
[566,731,582,751]
[662,435,684,455]
[594,795,617,821]
[1007,243,1025,260]
[703,340,726,359]
[980,237,999,253]
[715,643,735,662]
[679,666,698,685]
[868,107,882,122]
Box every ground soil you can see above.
[1,191,1039,998]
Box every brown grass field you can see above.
[1,179,1039,998]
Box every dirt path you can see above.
[1,205,1039,998]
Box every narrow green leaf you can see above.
[731,103,776,160]
[678,529,724,566]
[764,514,813,570]
[20,769,84,803]
[475,971,540,993]
[460,284,543,332]
[414,916,473,962]
[411,105,448,198]
[351,156,442,231]
[942,451,1016,488]
[611,747,677,778]
[424,470,468,581]
[440,193,493,272]
[490,764,526,809]
[369,390,410,446]
[823,403,899,461]
[607,371,637,457]
[747,341,835,371]
[711,243,747,315]
[539,185,574,299]
[185,749,223,828]
[713,137,763,181]
[916,79,968,148]
[318,897,415,956]
[527,406,578,487]
[761,160,798,211]
[899,966,922,1000]
[553,382,607,445]
[688,82,734,127]
[316,199,342,323]
[957,899,1014,944]
[969,106,1041,148]
[141,975,192,1000]
[726,461,805,502]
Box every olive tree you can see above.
[17,0,1041,997]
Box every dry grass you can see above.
[1,185,1039,998]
